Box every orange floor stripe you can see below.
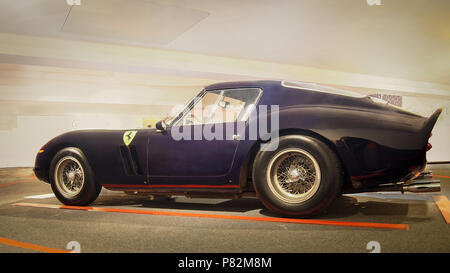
[0,179,34,188]
[0,236,70,253]
[433,195,450,224]
[13,202,409,230]
[433,174,450,179]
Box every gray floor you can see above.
[0,165,449,253]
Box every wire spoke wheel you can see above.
[267,148,321,204]
[54,156,85,198]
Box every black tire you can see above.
[49,147,101,206]
[252,135,343,217]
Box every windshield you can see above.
[167,88,262,127]
[161,89,206,127]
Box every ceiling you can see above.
[0,0,449,85]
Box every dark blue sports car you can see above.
[34,80,441,217]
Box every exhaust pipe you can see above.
[402,180,441,193]
[343,173,441,194]
[402,172,441,193]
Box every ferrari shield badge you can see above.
[123,130,137,146]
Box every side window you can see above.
[181,88,261,125]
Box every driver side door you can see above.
[147,88,262,185]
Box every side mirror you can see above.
[155,120,167,132]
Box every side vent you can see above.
[119,145,142,175]
[129,145,142,175]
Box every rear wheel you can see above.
[253,135,343,217]
[49,147,101,206]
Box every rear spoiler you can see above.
[420,108,442,145]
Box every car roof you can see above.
[204,80,366,98]
[204,80,281,91]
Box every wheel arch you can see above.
[43,143,85,182]
[238,128,352,191]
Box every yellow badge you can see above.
[123,130,137,146]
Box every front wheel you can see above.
[49,147,101,206]
[252,135,343,217]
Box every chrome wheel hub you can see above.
[287,168,305,182]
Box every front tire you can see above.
[252,135,343,217]
[49,147,101,206]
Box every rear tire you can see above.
[252,135,343,217]
[49,147,101,206]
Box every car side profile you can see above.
[33,80,442,217]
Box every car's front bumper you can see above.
[33,150,50,183]
[33,166,49,183]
